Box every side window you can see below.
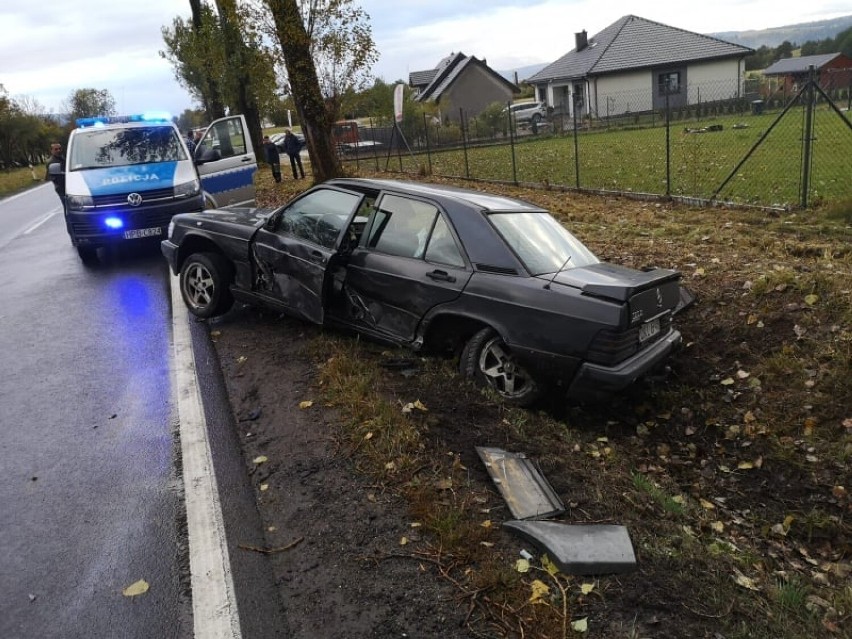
[367,194,438,259]
[424,215,465,267]
[277,188,361,248]
[197,118,247,160]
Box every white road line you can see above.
[170,274,243,639]
[23,207,61,235]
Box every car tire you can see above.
[179,252,235,319]
[531,113,542,125]
[76,245,98,264]
[460,327,543,407]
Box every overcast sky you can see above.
[1,0,849,117]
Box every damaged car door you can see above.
[251,186,364,324]
[341,192,472,343]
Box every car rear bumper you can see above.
[566,329,682,397]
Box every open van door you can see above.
[194,114,257,208]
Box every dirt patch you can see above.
[209,175,850,638]
[212,308,472,639]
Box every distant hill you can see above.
[710,15,852,49]
[499,63,549,84]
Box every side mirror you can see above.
[48,163,64,176]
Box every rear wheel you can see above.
[460,327,544,406]
[179,252,234,319]
[531,113,542,125]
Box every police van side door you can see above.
[195,115,257,208]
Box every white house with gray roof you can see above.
[528,15,753,119]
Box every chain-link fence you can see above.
[339,69,852,209]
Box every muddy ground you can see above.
[206,176,850,639]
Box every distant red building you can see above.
[763,52,852,94]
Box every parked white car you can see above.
[507,101,547,124]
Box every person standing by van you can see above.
[45,142,65,206]
[262,135,282,183]
[283,129,305,179]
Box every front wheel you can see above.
[76,245,98,264]
[459,328,544,407]
[179,252,234,319]
[531,113,542,125]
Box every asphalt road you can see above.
[0,184,283,638]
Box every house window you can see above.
[658,71,681,95]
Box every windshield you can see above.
[69,125,187,170]
[488,212,599,275]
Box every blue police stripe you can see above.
[201,165,257,196]
[81,162,179,196]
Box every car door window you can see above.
[424,215,465,267]
[367,194,437,259]
[278,188,361,248]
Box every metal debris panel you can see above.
[476,446,565,520]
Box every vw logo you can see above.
[655,287,663,308]
[127,193,143,207]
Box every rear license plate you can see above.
[639,318,660,343]
[124,227,162,239]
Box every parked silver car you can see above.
[507,101,547,124]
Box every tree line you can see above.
[744,25,852,70]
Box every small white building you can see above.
[528,15,753,119]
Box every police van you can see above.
[58,113,256,262]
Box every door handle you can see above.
[310,250,327,265]
[427,270,456,283]
[241,156,253,162]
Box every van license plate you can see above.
[124,227,162,239]
[639,319,660,343]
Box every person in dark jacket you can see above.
[262,135,281,183]
[282,129,305,179]
[45,142,65,206]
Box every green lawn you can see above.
[0,166,44,198]
[374,106,852,208]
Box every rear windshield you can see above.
[488,212,599,275]
[69,125,187,170]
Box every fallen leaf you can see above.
[399,536,409,546]
[412,400,428,411]
[541,554,559,577]
[737,460,754,470]
[122,579,150,597]
[236,355,247,364]
[480,541,494,548]
[515,558,531,573]
[385,461,396,471]
[699,499,715,510]
[364,432,373,440]
[259,483,269,492]
[720,378,735,386]
[480,520,492,528]
[529,579,550,603]
[733,569,760,591]
[570,617,589,633]
[804,294,819,306]
[580,583,595,595]
[434,478,453,490]
[252,456,268,465]
[736,369,750,379]
[832,485,847,499]
[711,521,725,533]
[298,400,313,409]
[210,330,221,337]
[803,417,816,436]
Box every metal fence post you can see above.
[508,101,518,185]
[460,107,470,179]
[572,93,580,189]
[665,88,671,197]
[423,113,432,175]
[801,65,816,209]
[369,117,379,172]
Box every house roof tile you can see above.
[528,15,752,83]
[763,53,843,75]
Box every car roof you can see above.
[326,178,546,213]
[324,178,546,274]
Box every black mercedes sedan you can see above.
[162,178,683,406]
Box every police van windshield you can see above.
[69,126,187,171]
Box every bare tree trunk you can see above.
[189,0,226,119]
[265,0,341,182]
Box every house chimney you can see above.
[576,30,588,51]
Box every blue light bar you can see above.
[76,112,173,128]
[104,217,124,229]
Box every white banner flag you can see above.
[394,83,404,123]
